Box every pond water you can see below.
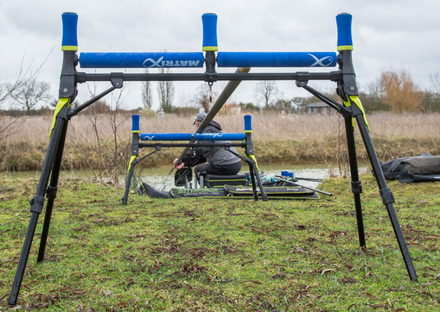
[2,163,369,191]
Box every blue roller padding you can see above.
[132,115,140,132]
[79,52,204,68]
[201,13,218,51]
[140,133,193,141]
[336,13,353,48]
[244,115,252,132]
[217,52,337,67]
[194,133,245,141]
[61,12,78,48]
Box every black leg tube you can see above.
[344,116,366,248]
[252,163,268,201]
[248,163,258,201]
[355,114,418,281]
[37,120,69,262]
[9,115,67,305]
[122,162,136,205]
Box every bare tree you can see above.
[254,80,279,108]
[9,78,52,112]
[157,67,174,113]
[194,83,212,113]
[0,54,52,140]
[141,68,153,108]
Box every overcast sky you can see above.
[1,0,440,110]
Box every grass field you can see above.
[1,174,439,311]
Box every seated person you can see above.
[173,112,242,178]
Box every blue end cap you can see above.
[202,13,218,51]
[132,115,140,132]
[281,170,294,178]
[244,115,252,132]
[336,13,353,49]
[61,12,78,48]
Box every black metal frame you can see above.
[121,132,268,204]
[8,17,418,308]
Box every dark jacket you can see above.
[181,120,241,167]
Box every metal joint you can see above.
[351,180,362,194]
[295,72,310,87]
[379,187,395,205]
[110,72,124,88]
[29,195,46,214]
[46,186,58,200]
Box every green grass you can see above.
[0,175,439,311]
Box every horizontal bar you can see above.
[194,133,244,141]
[79,52,205,68]
[79,51,337,68]
[217,52,337,67]
[76,72,342,83]
[140,133,245,141]
[139,143,246,148]
[140,133,192,141]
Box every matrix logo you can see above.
[142,56,201,68]
[308,53,334,67]
[143,135,155,141]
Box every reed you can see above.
[1,112,440,172]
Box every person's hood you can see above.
[207,120,222,131]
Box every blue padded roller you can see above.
[140,133,193,141]
[244,115,252,132]
[132,115,140,133]
[194,133,245,141]
[79,52,204,68]
[217,52,337,67]
[336,13,353,51]
[202,13,218,51]
[61,12,78,51]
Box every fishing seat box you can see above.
[202,174,247,188]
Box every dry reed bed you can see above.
[1,112,440,171]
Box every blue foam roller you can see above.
[217,52,337,67]
[79,52,204,68]
[202,13,218,51]
[194,133,245,141]
[131,115,140,132]
[244,115,252,132]
[61,12,78,51]
[140,133,193,141]
[336,13,353,50]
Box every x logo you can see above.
[308,54,333,67]
[142,56,164,68]
[143,135,155,141]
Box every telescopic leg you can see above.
[343,116,366,248]
[355,113,418,281]
[9,114,68,305]
[122,161,136,205]
[247,162,258,201]
[37,120,69,262]
[252,162,268,201]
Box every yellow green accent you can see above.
[127,155,137,174]
[343,95,370,132]
[132,130,140,134]
[337,45,353,51]
[62,45,78,51]
[244,130,252,134]
[202,46,218,52]
[49,98,70,137]
[249,154,261,173]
